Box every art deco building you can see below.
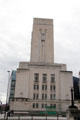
[10,18,73,112]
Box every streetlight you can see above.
[4,71,11,119]
[6,71,10,104]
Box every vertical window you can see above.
[45,104,47,108]
[36,103,39,108]
[50,104,56,108]
[34,73,39,82]
[42,104,44,108]
[50,85,52,91]
[42,94,44,100]
[54,94,56,99]
[42,85,44,90]
[42,85,47,90]
[45,94,47,100]
[50,85,56,91]
[33,103,35,108]
[33,103,39,108]
[33,94,35,100]
[50,94,52,100]
[33,94,39,100]
[43,74,47,83]
[34,85,39,90]
[51,74,55,83]
[42,94,47,100]
[36,94,39,100]
[45,85,47,90]
[50,94,56,100]
[53,85,56,91]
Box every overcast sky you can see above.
[0,0,80,103]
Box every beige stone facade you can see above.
[10,18,73,112]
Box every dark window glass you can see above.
[33,103,35,108]
[45,85,47,90]
[36,94,39,100]
[33,94,35,100]
[54,85,55,91]
[45,94,47,100]
[42,85,47,90]
[51,74,55,83]
[34,85,39,90]
[50,85,52,91]
[34,73,39,82]
[42,104,44,108]
[45,104,47,107]
[50,85,56,91]
[42,85,44,90]
[42,94,47,100]
[43,74,47,83]
[36,103,39,108]
[50,94,56,100]
[42,94,44,100]
[33,94,39,100]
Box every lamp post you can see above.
[4,71,10,119]
[6,71,10,104]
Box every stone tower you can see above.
[9,18,73,113]
[31,18,54,63]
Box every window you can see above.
[33,94,39,100]
[42,94,44,100]
[50,85,56,91]
[51,74,55,83]
[53,86,55,91]
[33,103,35,108]
[42,94,47,100]
[36,103,39,108]
[45,104,47,107]
[50,104,56,108]
[33,94,35,100]
[45,94,47,100]
[42,85,47,90]
[50,94,56,100]
[34,73,39,82]
[42,104,44,108]
[34,85,39,90]
[42,104,47,108]
[36,94,39,100]
[43,74,47,83]
[33,103,39,108]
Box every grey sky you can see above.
[0,0,80,103]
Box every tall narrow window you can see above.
[42,85,47,90]
[33,103,35,108]
[45,94,47,100]
[34,73,39,82]
[42,94,47,100]
[33,94,35,100]
[42,94,44,100]
[50,94,56,100]
[42,104,44,108]
[34,85,39,90]
[50,85,56,91]
[51,74,55,83]
[43,74,47,83]
[36,103,39,108]
[33,94,39,100]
